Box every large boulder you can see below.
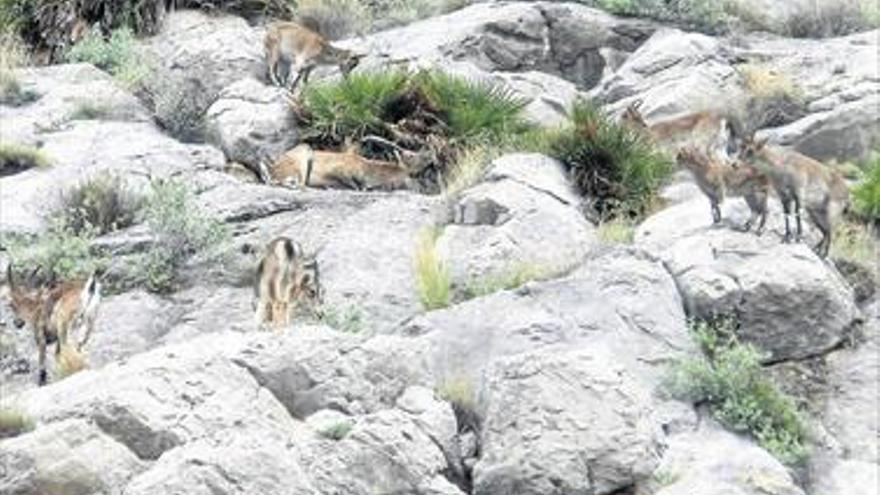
[16,333,296,460]
[636,197,860,362]
[642,421,804,495]
[437,153,597,287]
[591,28,746,121]
[473,348,663,495]
[0,419,147,495]
[809,298,879,494]
[230,328,434,418]
[748,31,880,162]
[355,1,654,90]
[205,77,299,169]
[141,10,264,100]
[404,248,694,391]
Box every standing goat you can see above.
[254,237,322,331]
[738,135,849,257]
[4,265,100,385]
[264,21,364,92]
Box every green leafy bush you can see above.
[58,173,141,235]
[5,218,105,281]
[66,27,148,88]
[665,319,809,465]
[0,142,51,176]
[137,179,229,293]
[416,70,530,142]
[302,70,409,139]
[543,100,673,219]
[853,155,880,223]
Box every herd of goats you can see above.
[0,20,852,387]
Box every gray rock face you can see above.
[438,153,596,287]
[636,197,859,362]
[405,248,694,391]
[0,120,225,234]
[810,298,879,495]
[474,348,663,495]
[0,64,151,144]
[231,328,433,418]
[645,421,804,495]
[748,31,880,162]
[205,77,298,169]
[592,28,746,122]
[358,1,652,90]
[141,10,264,100]
[318,193,441,332]
[0,419,147,495]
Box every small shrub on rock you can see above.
[542,100,673,219]
[462,263,562,300]
[0,407,34,439]
[0,32,37,106]
[0,142,51,176]
[413,227,451,310]
[137,179,229,293]
[145,73,212,143]
[318,421,353,440]
[597,218,635,245]
[295,0,372,40]
[57,173,141,236]
[665,318,809,465]
[319,305,365,333]
[65,27,148,88]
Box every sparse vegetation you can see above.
[413,227,452,310]
[597,218,636,245]
[68,100,112,120]
[739,63,805,128]
[583,0,878,36]
[542,100,674,219]
[0,142,51,175]
[0,407,35,439]
[146,73,211,143]
[57,173,142,235]
[5,218,105,281]
[318,421,353,440]
[831,221,878,272]
[784,0,880,38]
[852,155,880,224]
[295,0,373,40]
[436,375,476,414]
[319,305,365,333]
[137,179,229,293]
[462,263,562,300]
[66,27,148,88]
[665,318,809,465]
[0,31,36,106]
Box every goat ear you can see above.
[756,137,769,150]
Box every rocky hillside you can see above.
[0,1,878,494]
